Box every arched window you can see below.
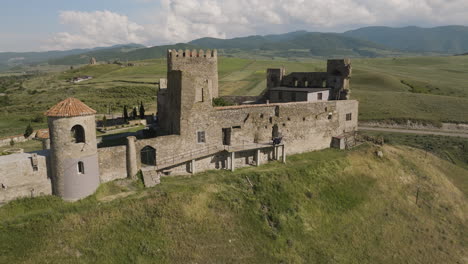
[77,161,85,174]
[71,125,85,143]
[141,146,156,166]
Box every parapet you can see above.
[167,49,217,59]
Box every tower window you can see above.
[197,131,206,143]
[71,125,85,143]
[77,162,85,174]
[346,113,352,121]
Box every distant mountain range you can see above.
[343,26,468,54]
[1,25,468,69]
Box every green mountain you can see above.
[0,44,145,69]
[343,26,468,54]
[190,32,396,57]
[49,32,396,65]
[48,43,197,65]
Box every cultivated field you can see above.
[1,55,468,137]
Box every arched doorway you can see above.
[141,146,156,166]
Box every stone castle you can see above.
[0,49,358,203]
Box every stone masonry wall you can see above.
[0,152,52,204]
[98,146,128,183]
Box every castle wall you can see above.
[0,152,52,204]
[98,146,128,183]
[281,72,328,88]
[134,99,357,176]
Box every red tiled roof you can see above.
[35,129,50,139]
[45,97,96,117]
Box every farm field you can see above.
[1,55,468,137]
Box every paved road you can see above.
[359,126,468,139]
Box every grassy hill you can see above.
[1,55,468,138]
[0,44,145,70]
[0,143,466,263]
[48,43,197,65]
[191,32,398,58]
[344,26,468,54]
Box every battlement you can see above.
[167,49,218,59]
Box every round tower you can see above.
[45,97,100,201]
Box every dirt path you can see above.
[359,126,468,138]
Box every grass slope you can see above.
[0,144,466,263]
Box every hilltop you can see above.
[0,144,466,263]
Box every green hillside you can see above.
[344,26,468,54]
[0,144,466,263]
[0,44,145,69]
[191,32,397,58]
[48,44,197,65]
[48,32,401,66]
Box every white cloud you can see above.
[43,0,468,50]
[44,10,147,50]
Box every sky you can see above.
[1,0,468,52]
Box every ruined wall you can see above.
[0,152,52,204]
[281,72,328,88]
[98,146,128,183]
[136,99,357,175]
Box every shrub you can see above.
[24,124,34,138]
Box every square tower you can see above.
[158,49,219,134]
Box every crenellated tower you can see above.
[158,49,219,135]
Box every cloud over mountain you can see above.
[44,0,468,50]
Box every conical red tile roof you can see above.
[45,97,96,117]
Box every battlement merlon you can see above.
[167,49,218,59]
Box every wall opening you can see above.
[71,125,85,143]
[318,93,323,100]
[272,124,279,139]
[346,113,352,121]
[222,128,232,145]
[141,146,156,166]
[78,161,85,174]
[197,131,206,143]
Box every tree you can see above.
[123,105,129,122]
[132,107,138,120]
[139,101,145,119]
[9,139,14,147]
[24,123,33,138]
